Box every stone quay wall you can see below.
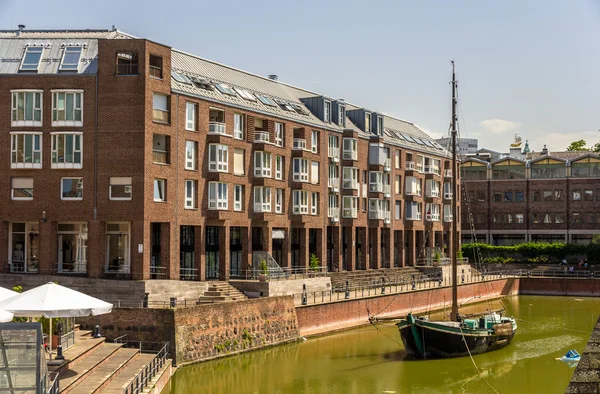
[566,316,600,393]
[519,277,600,296]
[79,295,299,366]
[296,278,520,337]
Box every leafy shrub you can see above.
[462,242,600,264]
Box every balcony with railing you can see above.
[293,172,309,182]
[369,209,390,220]
[152,108,169,124]
[444,192,453,200]
[369,183,391,195]
[293,138,307,150]
[342,179,359,190]
[208,122,227,135]
[405,161,416,170]
[444,214,453,222]
[444,169,453,178]
[328,207,340,222]
[254,131,270,143]
[416,162,424,172]
[343,207,357,218]
[343,149,358,161]
[254,203,271,213]
[328,146,340,161]
[152,149,169,165]
[405,188,422,197]
[328,177,340,190]
[383,158,391,172]
[406,212,422,221]
[427,189,440,198]
[6,260,38,273]
[426,212,440,221]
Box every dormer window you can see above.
[339,105,346,127]
[324,101,331,123]
[365,113,371,133]
[20,46,44,71]
[59,47,82,71]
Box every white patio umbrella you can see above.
[0,310,14,322]
[0,286,18,302]
[0,282,113,357]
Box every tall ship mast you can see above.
[395,62,517,359]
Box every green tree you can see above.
[566,140,589,151]
[593,142,600,153]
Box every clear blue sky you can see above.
[2,0,599,152]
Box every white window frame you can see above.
[186,102,197,131]
[234,185,243,211]
[20,46,44,71]
[11,90,43,127]
[254,151,272,178]
[342,196,358,218]
[339,105,346,127]
[51,132,83,169]
[185,180,196,209]
[293,190,309,215]
[342,138,358,160]
[10,132,42,169]
[311,130,318,153]
[293,158,309,182]
[109,177,132,201]
[59,46,82,71]
[234,148,245,176]
[11,178,34,201]
[342,167,358,189]
[275,189,283,213]
[51,90,83,127]
[234,113,244,139]
[311,192,318,215]
[328,135,339,159]
[311,161,320,184]
[208,144,229,172]
[208,182,228,210]
[154,178,166,202]
[275,122,284,147]
[254,186,272,212]
[275,155,283,180]
[324,101,331,123]
[61,177,83,201]
[185,140,197,170]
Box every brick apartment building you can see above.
[0,27,459,282]
[461,148,600,245]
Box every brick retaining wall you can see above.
[296,278,520,337]
[519,277,600,296]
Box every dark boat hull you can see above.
[398,319,515,359]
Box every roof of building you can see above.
[527,151,591,160]
[0,27,449,157]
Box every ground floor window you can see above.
[492,234,525,246]
[9,222,39,273]
[57,223,87,273]
[180,225,196,280]
[105,222,130,273]
[230,227,243,277]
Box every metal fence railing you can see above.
[122,342,169,394]
[47,372,60,394]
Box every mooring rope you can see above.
[458,325,500,394]
[368,319,405,347]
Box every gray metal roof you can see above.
[0,38,101,74]
[171,49,449,157]
[0,29,134,39]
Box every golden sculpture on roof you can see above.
[510,133,522,148]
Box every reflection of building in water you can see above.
[462,138,600,246]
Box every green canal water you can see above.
[162,296,599,394]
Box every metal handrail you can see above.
[47,372,60,394]
[122,342,169,394]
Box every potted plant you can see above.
[433,251,442,267]
[258,258,269,282]
[309,254,320,277]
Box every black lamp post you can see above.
[55,320,64,360]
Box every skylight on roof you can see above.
[274,98,294,112]
[59,46,82,71]
[189,76,214,91]
[20,46,44,71]
[215,83,237,96]
[422,139,436,148]
[257,95,276,107]
[403,134,418,143]
[171,71,192,84]
[290,102,308,115]
[234,87,256,101]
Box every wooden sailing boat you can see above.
[396,62,517,359]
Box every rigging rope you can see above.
[458,325,501,394]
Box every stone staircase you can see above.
[199,281,248,303]
[51,327,170,394]
[328,267,429,291]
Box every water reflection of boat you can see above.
[395,63,517,359]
